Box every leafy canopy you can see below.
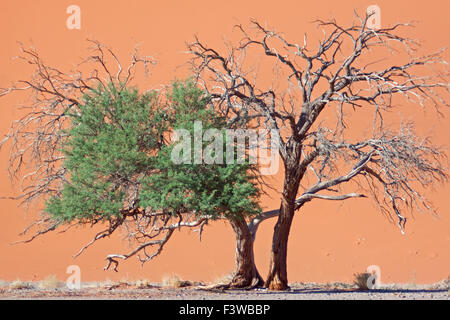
[140,80,261,219]
[45,80,261,223]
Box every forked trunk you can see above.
[228,216,264,288]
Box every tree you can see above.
[0,42,263,288]
[187,12,449,289]
[139,80,264,287]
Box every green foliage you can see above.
[140,80,261,219]
[46,83,166,221]
[46,80,261,223]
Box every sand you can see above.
[0,281,448,300]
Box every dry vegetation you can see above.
[135,279,153,289]
[0,277,448,300]
[353,272,372,291]
[8,279,33,290]
[161,273,203,288]
[38,275,64,289]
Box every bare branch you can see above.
[102,214,211,271]
[188,13,448,235]
[1,40,157,245]
[297,192,366,202]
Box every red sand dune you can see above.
[0,0,448,285]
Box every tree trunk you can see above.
[265,141,303,290]
[264,197,296,290]
[228,216,264,288]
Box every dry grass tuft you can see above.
[353,272,372,291]
[38,275,63,289]
[135,279,153,289]
[9,279,33,290]
[161,273,197,288]
[162,273,183,288]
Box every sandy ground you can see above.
[0,281,448,300]
[1,1,450,287]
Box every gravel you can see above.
[0,281,448,300]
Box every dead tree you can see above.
[187,11,449,290]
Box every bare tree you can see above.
[187,11,449,290]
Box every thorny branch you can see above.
[0,40,155,210]
[103,214,211,271]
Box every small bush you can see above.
[162,273,183,288]
[38,275,63,289]
[9,279,33,290]
[161,273,195,288]
[135,279,152,289]
[353,272,372,291]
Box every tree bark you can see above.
[264,197,296,290]
[228,216,264,288]
[265,141,303,290]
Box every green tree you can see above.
[49,79,263,286]
[141,81,264,287]
[1,44,263,288]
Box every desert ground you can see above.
[0,279,448,300]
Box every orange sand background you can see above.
[0,0,448,284]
